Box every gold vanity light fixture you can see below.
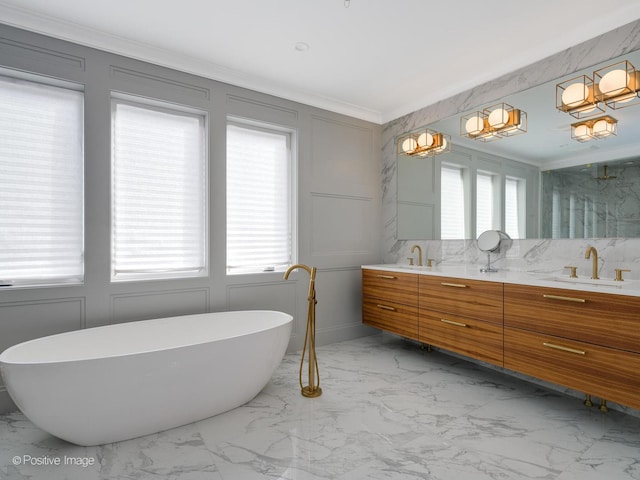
[460,103,527,141]
[593,60,640,109]
[397,128,451,157]
[570,115,617,142]
[556,74,605,118]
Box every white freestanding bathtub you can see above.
[0,310,292,446]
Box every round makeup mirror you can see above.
[477,230,511,272]
[477,230,501,253]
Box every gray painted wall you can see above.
[0,24,382,412]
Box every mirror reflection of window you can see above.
[476,171,498,236]
[441,164,466,239]
[505,177,526,239]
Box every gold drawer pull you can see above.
[441,282,467,288]
[377,274,397,279]
[440,318,468,328]
[377,304,396,311]
[543,342,586,356]
[543,294,586,303]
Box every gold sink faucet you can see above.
[410,244,423,267]
[585,246,599,279]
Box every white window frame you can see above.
[0,71,84,287]
[110,94,208,282]
[226,117,297,275]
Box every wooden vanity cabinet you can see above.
[362,267,640,411]
[504,283,640,410]
[418,275,504,366]
[362,269,419,340]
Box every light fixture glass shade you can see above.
[571,115,617,142]
[430,134,449,155]
[571,123,593,142]
[594,60,640,109]
[591,116,617,138]
[488,107,509,128]
[397,129,451,157]
[417,132,434,148]
[556,75,604,118]
[463,113,485,137]
[401,136,417,154]
[600,69,630,97]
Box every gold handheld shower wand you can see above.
[284,263,322,398]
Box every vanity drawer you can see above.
[504,327,640,410]
[418,275,503,323]
[363,297,418,340]
[362,269,418,306]
[504,284,640,353]
[419,309,503,366]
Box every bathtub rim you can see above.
[0,309,293,366]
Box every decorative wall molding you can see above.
[227,94,298,121]
[110,65,210,100]
[110,288,209,324]
[0,34,84,70]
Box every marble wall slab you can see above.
[541,163,640,239]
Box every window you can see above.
[505,176,526,239]
[476,171,497,236]
[440,164,466,240]
[111,97,207,281]
[0,74,84,286]
[226,121,294,274]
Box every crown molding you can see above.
[0,2,383,124]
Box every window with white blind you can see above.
[226,121,294,274]
[440,164,466,240]
[505,176,526,239]
[476,171,497,236]
[111,97,207,281]
[0,74,84,286]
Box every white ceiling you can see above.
[2,0,640,124]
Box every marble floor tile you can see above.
[1,333,639,479]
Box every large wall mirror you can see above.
[397,47,640,240]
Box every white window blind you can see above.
[111,98,206,281]
[441,164,465,240]
[505,177,525,239]
[476,171,495,235]
[227,123,292,274]
[0,75,84,285]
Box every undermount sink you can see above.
[540,275,634,288]
[391,264,470,274]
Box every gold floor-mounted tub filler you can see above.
[284,264,322,398]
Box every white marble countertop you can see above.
[362,264,640,298]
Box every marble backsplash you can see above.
[381,20,640,274]
[388,237,640,282]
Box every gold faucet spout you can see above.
[410,244,423,267]
[585,246,599,280]
[284,263,313,280]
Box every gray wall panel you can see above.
[110,289,209,324]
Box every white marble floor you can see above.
[1,334,639,480]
